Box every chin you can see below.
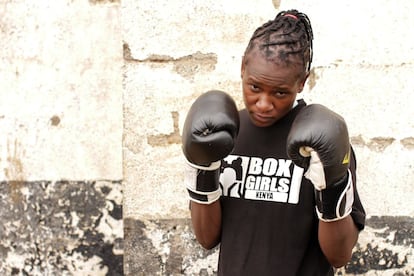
[251,117,275,127]
[248,112,276,127]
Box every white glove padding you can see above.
[315,171,354,222]
[299,146,326,190]
[184,160,222,204]
[300,146,354,222]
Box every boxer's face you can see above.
[241,50,308,127]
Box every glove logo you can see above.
[220,155,304,204]
[342,150,350,165]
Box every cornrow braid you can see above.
[244,9,314,74]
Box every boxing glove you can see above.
[182,90,239,204]
[287,104,354,222]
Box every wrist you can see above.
[186,159,221,171]
[187,188,221,204]
[185,161,222,204]
[315,170,354,222]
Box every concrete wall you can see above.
[1,0,413,275]
[0,0,123,275]
[122,0,414,275]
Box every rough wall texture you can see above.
[124,217,414,275]
[0,180,123,275]
[0,1,123,181]
[0,0,123,274]
[122,0,414,275]
[1,0,413,275]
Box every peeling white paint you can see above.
[143,220,172,266]
[182,249,219,275]
[66,253,109,276]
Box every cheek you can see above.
[275,98,296,114]
[242,91,257,108]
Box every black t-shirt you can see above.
[217,100,366,276]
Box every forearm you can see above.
[318,215,359,268]
[190,200,222,250]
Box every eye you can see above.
[273,90,288,98]
[249,84,260,92]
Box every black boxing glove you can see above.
[287,104,354,222]
[182,90,239,204]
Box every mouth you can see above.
[252,112,274,125]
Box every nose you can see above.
[256,93,273,113]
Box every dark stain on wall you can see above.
[2,178,412,275]
[89,0,120,4]
[351,135,397,151]
[341,216,414,275]
[124,218,217,275]
[367,216,414,246]
[124,216,414,276]
[124,218,163,274]
[0,180,123,275]
[123,42,217,79]
[401,137,414,150]
[50,115,61,126]
[307,67,318,91]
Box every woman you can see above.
[182,9,366,275]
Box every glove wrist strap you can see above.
[185,160,221,204]
[315,170,354,222]
[187,188,221,204]
[185,160,221,171]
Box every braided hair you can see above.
[244,9,314,75]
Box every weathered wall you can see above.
[0,0,123,275]
[122,0,414,275]
[1,0,413,275]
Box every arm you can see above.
[319,148,361,267]
[287,104,360,267]
[318,215,359,267]
[181,90,239,249]
[190,200,222,249]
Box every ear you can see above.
[297,72,310,93]
[240,56,245,79]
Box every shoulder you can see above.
[295,99,307,112]
[239,109,249,119]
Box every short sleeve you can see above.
[349,146,366,231]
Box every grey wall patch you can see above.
[124,218,218,275]
[0,180,123,275]
[124,217,414,276]
[336,216,414,275]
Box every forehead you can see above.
[244,49,305,79]
[243,50,304,87]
